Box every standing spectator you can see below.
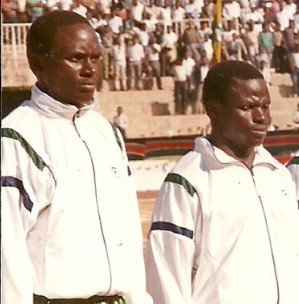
[284,0,297,20]
[258,22,274,62]
[172,0,185,23]
[146,36,163,90]
[259,59,271,86]
[146,60,299,304]
[113,106,128,138]
[225,32,247,61]
[2,0,18,23]
[71,0,88,18]
[130,0,145,24]
[275,1,290,31]
[286,149,299,204]
[108,8,123,35]
[289,43,299,97]
[1,10,152,304]
[283,18,297,56]
[26,0,44,22]
[294,5,299,33]
[184,0,200,19]
[101,25,115,79]
[161,24,178,75]
[242,3,264,32]
[181,20,200,61]
[127,36,144,90]
[222,0,241,24]
[272,21,286,72]
[242,20,260,63]
[182,48,196,113]
[255,46,271,69]
[160,1,173,27]
[113,35,127,91]
[173,56,188,115]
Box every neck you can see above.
[207,134,256,169]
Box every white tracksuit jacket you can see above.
[1,86,152,304]
[287,149,299,202]
[146,137,299,304]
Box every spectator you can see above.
[2,0,18,23]
[146,60,299,304]
[197,20,212,40]
[130,0,145,24]
[146,36,163,90]
[289,43,299,97]
[222,0,241,23]
[173,56,188,114]
[294,5,299,33]
[258,22,274,61]
[101,25,114,79]
[172,0,186,23]
[291,102,299,124]
[199,32,213,62]
[225,32,247,61]
[113,106,128,138]
[181,19,200,61]
[200,0,214,18]
[272,21,286,73]
[259,59,271,86]
[283,18,297,56]
[161,24,178,75]
[1,10,151,304]
[113,35,127,91]
[184,0,201,20]
[26,0,44,22]
[275,1,290,31]
[127,36,144,90]
[286,149,299,204]
[242,20,259,63]
[71,0,88,18]
[108,7,123,35]
[160,1,173,26]
[242,3,264,32]
[255,46,271,69]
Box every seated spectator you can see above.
[197,20,212,40]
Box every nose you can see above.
[252,107,268,123]
[81,58,97,75]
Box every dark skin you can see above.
[207,78,271,169]
[31,23,101,109]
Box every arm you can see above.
[1,127,55,303]
[146,173,200,303]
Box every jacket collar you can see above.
[31,85,96,120]
[195,137,280,169]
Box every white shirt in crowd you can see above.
[108,15,123,34]
[173,64,187,82]
[128,42,145,62]
[147,43,161,61]
[183,57,195,77]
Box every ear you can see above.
[205,101,222,122]
[27,53,49,86]
[27,53,47,78]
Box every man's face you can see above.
[215,79,271,152]
[38,23,101,108]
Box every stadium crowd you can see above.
[2,0,299,113]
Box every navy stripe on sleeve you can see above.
[1,176,34,212]
[150,221,193,239]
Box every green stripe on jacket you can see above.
[165,173,197,197]
[2,128,46,172]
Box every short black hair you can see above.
[26,10,91,57]
[202,60,264,107]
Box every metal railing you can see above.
[2,23,31,70]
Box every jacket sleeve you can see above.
[146,173,201,303]
[1,128,55,304]
[116,129,153,304]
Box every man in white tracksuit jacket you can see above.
[146,61,299,304]
[287,149,299,204]
[1,11,152,304]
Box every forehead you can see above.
[51,24,99,51]
[228,78,270,103]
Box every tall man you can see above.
[146,60,299,304]
[1,11,152,304]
